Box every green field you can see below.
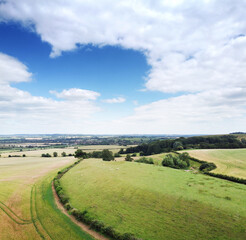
[0,156,94,240]
[61,159,246,240]
[186,149,246,179]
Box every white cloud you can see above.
[102,97,125,104]
[0,52,32,84]
[91,88,246,134]
[0,52,100,133]
[0,1,246,133]
[0,1,245,93]
[50,88,100,101]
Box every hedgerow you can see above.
[204,172,246,185]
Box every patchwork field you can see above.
[186,149,246,178]
[61,159,246,240]
[0,156,94,240]
[0,145,130,157]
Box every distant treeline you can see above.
[120,135,246,155]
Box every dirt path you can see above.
[52,183,109,240]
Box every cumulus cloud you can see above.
[102,97,125,104]
[50,88,100,101]
[1,0,246,93]
[93,88,246,134]
[0,52,100,133]
[0,52,32,84]
[0,0,246,133]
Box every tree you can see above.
[118,148,124,154]
[114,152,121,157]
[162,153,189,169]
[22,154,26,157]
[125,154,133,162]
[61,152,67,157]
[41,153,51,157]
[53,152,58,157]
[173,141,183,150]
[75,149,87,158]
[102,149,114,161]
[199,162,216,172]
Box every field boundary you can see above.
[52,182,109,240]
[53,159,141,240]
[174,151,246,185]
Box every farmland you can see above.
[1,142,246,240]
[0,145,129,157]
[0,155,94,240]
[60,158,246,240]
[186,149,246,179]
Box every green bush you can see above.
[102,149,114,161]
[64,203,71,210]
[199,162,217,172]
[41,153,51,157]
[162,153,189,169]
[135,157,154,164]
[90,220,105,231]
[125,154,133,162]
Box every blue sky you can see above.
[0,0,246,134]
[0,21,174,120]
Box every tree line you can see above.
[120,135,246,156]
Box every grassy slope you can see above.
[186,149,246,178]
[61,159,246,240]
[0,156,94,240]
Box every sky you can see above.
[0,0,246,135]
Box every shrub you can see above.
[162,153,190,169]
[90,220,105,231]
[125,154,133,162]
[199,162,217,172]
[102,149,114,161]
[114,153,121,157]
[121,233,139,240]
[61,152,66,157]
[75,149,87,158]
[135,157,154,164]
[53,152,58,157]
[41,153,51,157]
[64,203,71,210]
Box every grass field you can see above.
[185,149,246,178]
[61,159,246,240]
[0,156,94,240]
